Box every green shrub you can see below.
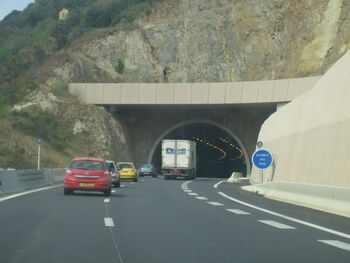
[11,108,74,152]
[0,78,38,105]
[51,82,69,98]
[0,96,9,117]
[115,58,125,73]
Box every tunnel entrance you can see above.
[150,122,247,178]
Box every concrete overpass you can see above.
[69,76,320,177]
[69,77,320,106]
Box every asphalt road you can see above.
[0,177,349,263]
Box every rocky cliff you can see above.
[46,0,349,84]
[1,90,130,169]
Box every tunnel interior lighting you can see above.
[192,136,244,163]
[219,138,244,160]
[193,136,228,163]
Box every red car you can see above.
[64,157,112,196]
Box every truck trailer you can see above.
[161,139,196,180]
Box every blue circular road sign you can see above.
[252,149,273,169]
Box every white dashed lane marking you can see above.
[188,193,198,196]
[184,190,192,192]
[112,190,116,193]
[258,220,296,229]
[196,197,208,200]
[104,198,110,203]
[318,240,350,252]
[226,209,250,215]
[120,185,125,188]
[207,201,224,206]
[104,217,115,227]
[181,181,191,189]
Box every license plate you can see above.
[80,183,94,187]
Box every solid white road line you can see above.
[213,180,225,189]
[226,209,251,215]
[207,201,224,206]
[218,192,350,240]
[0,184,63,203]
[184,190,192,192]
[196,197,208,200]
[259,220,296,229]
[104,217,115,227]
[318,240,350,252]
[104,198,110,203]
[188,193,198,196]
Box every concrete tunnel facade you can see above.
[106,105,276,177]
[69,77,321,177]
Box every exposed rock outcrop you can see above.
[5,90,130,168]
[48,0,349,84]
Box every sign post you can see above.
[36,138,42,170]
[252,148,273,184]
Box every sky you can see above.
[0,0,35,21]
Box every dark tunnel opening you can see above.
[151,123,247,178]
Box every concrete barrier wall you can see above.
[242,182,350,217]
[0,169,65,194]
[250,51,350,187]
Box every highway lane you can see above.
[0,177,349,263]
[0,185,120,263]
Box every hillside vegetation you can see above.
[0,0,164,168]
[0,0,165,106]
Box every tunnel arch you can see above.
[147,119,251,175]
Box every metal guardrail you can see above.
[0,169,65,195]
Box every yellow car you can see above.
[117,162,138,182]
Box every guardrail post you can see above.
[0,170,20,193]
[44,169,54,185]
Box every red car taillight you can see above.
[102,170,110,177]
[171,169,181,173]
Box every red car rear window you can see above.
[70,161,105,171]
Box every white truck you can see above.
[161,139,197,180]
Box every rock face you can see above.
[4,90,130,168]
[49,0,349,84]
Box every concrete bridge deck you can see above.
[69,76,320,105]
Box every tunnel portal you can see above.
[108,105,276,178]
[151,123,246,178]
